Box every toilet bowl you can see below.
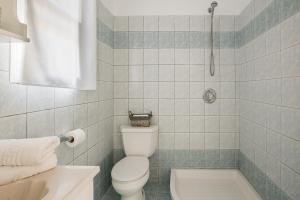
[111,125,158,200]
[112,156,149,200]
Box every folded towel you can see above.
[0,136,59,167]
[0,154,57,186]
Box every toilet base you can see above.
[121,189,145,200]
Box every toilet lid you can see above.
[111,156,149,182]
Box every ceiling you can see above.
[101,0,252,16]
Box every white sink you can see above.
[0,166,99,200]
[0,180,48,200]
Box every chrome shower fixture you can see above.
[208,1,218,15]
[208,1,218,77]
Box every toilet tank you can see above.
[120,125,158,157]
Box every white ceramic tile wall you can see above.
[237,1,300,198]
[113,15,239,152]
[0,2,114,166]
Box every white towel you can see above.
[0,154,57,186]
[0,137,59,167]
[10,0,81,89]
[77,0,97,90]
[47,0,82,22]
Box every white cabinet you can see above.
[0,0,28,42]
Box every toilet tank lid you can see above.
[120,125,158,133]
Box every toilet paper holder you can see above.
[59,135,74,143]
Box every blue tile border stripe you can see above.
[93,151,114,200]
[236,0,300,48]
[113,31,236,49]
[239,151,292,200]
[113,149,239,185]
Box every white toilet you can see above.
[111,125,158,200]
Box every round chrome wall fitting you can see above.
[203,88,217,104]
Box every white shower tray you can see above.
[170,169,262,200]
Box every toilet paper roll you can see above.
[64,129,86,147]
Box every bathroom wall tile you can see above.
[190,49,205,64]
[144,82,159,99]
[0,115,26,139]
[175,65,190,81]
[159,16,174,31]
[129,16,143,31]
[73,152,88,166]
[281,136,300,174]
[114,31,129,49]
[159,49,175,65]
[282,78,300,108]
[189,99,204,116]
[27,110,54,138]
[27,86,54,112]
[55,106,74,135]
[114,16,128,31]
[175,116,189,133]
[114,49,129,65]
[220,133,236,149]
[114,66,129,82]
[190,65,205,82]
[175,134,189,150]
[174,16,189,31]
[114,99,128,116]
[0,44,10,71]
[175,32,189,48]
[159,99,174,115]
[144,49,159,65]
[144,32,159,49]
[175,99,189,115]
[220,82,236,98]
[129,49,144,65]
[175,49,189,65]
[189,32,205,49]
[190,82,204,99]
[159,65,174,81]
[144,99,159,115]
[129,65,144,81]
[159,116,174,133]
[190,16,205,31]
[129,32,144,48]
[129,82,144,98]
[159,139,175,157]
[144,16,159,31]
[129,98,144,113]
[205,133,220,149]
[220,116,237,133]
[220,16,235,32]
[144,65,159,82]
[205,116,220,133]
[159,32,175,48]
[190,116,205,133]
[159,82,174,99]
[175,82,189,99]
[189,134,205,150]
[0,72,26,117]
[74,104,88,129]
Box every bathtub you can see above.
[170,169,262,200]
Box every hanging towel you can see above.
[47,0,82,22]
[10,0,80,88]
[77,0,97,90]
[0,136,59,167]
[0,154,57,186]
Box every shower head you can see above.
[208,1,218,15]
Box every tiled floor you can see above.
[102,182,172,200]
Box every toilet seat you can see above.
[112,156,149,182]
